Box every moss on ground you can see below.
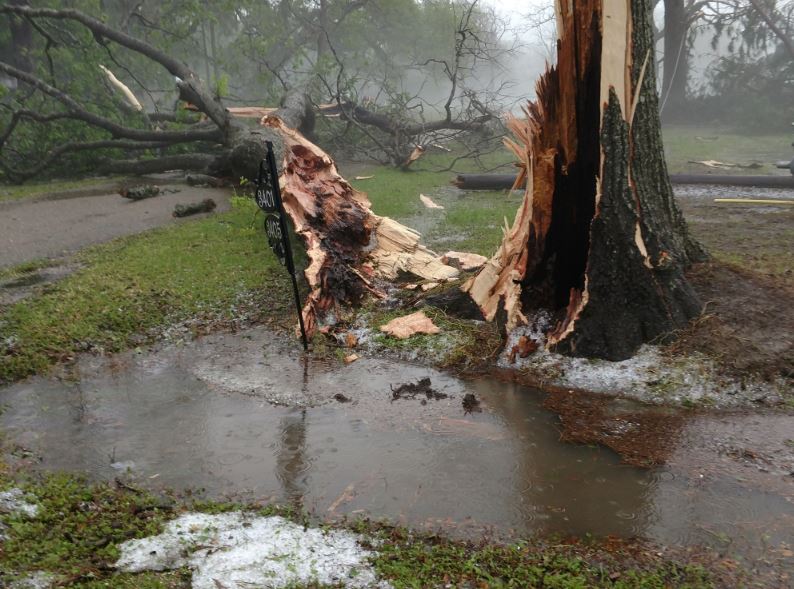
[0,471,727,588]
[0,197,293,384]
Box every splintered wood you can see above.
[380,311,441,339]
[464,0,702,360]
[261,116,458,337]
[419,194,444,209]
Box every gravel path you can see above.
[0,184,231,269]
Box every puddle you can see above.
[1,327,792,571]
[0,264,77,306]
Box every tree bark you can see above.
[661,0,689,117]
[463,0,705,361]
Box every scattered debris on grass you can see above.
[419,194,444,209]
[185,174,228,188]
[7,571,56,589]
[173,198,217,217]
[380,311,441,339]
[115,512,390,589]
[119,184,161,200]
[0,488,38,518]
[441,250,488,272]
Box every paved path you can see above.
[0,184,231,269]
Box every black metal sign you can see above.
[256,141,308,351]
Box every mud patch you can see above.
[542,388,687,467]
[678,262,794,381]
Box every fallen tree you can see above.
[452,172,794,190]
[0,4,462,338]
[0,5,314,183]
[462,0,706,360]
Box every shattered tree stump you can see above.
[464,0,705,360]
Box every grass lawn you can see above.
[0,176,124,203]
[662,125,792,175]
[0,197,293,384]
[2,126,791,385]
[0,470,724,588]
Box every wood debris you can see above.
[441,251,488,272]
[120,184,160,200]
[173,198,216,217]
[261,116,458,337]
[403,145,425,168]
[354,175,374,180]
[419,194,444,209]
[368,216,459,282]
[100,65,143,112]
[343,354,360,364]
[379,311,441,339]
[344,332,358,348]
[508,336,539,363]
[690,159,762,170]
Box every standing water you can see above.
[0,327,792,570]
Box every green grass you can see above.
[0,176,124,203]
[0,473,172,585]
[0,196,292,384]
[0,470,725,589]
[0,258,60,283]
[662,125,792,175]
[351,147,519,258]
[370,527,716,588]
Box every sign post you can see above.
[255,140,309,351]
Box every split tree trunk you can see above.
[464,0,705,361]
[262,116,459,336]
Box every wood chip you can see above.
[344,354,360,364]
[380,311,441,339]
[420,282,439,292]
[441,251,488,271]
[420,194,444,209]
[354,175,374,180]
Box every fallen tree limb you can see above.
[262,116,459,336]
[453,172,794,190]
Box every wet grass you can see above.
[662,125,791,176]
[0,470,728,589]
[0,176,124,203]
[363,303,501,370]
[0,197,293,384]
[351,149,519,257]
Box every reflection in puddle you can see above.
[0,329,792,571]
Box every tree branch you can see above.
[0,4,230,130]
[0,61,223,144]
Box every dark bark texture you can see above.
[465,0,706,361]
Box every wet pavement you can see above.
[0,327,792,573]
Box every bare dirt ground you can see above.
[0,183,231,269]
[676,185,794,380]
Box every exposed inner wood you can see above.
[464,0,702,360]
[263,116,458,336]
